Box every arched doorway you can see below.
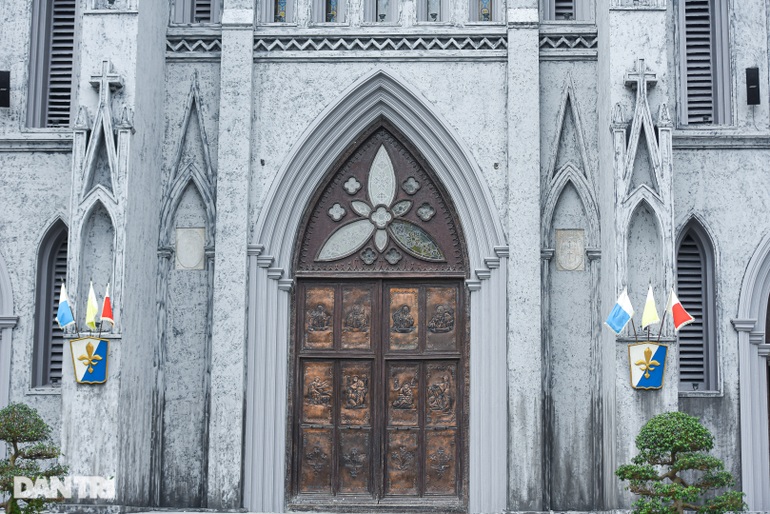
[734,235,770,510]
[244,70,507,514]
[288,123,468,510]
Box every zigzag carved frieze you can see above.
[166,36,223,54]
[539,33,598,50]
[253,35,508,52]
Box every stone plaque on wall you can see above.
[555,229,585,271]
[175,228,205,270]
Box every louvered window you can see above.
[172,0,222,24]
[541,0,593,21]
[676,225,717,392]
[33,222,68,387]
[679,0,731,125]
[27,0,76,128]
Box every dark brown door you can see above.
[291,279,465,510]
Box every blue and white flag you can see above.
[70,337,109,384]
[629,342,667,390]
[605,287,635,334]
[56,284,75,329]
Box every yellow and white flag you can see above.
[641,285,660,329]
[85,282,99,331]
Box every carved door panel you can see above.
[293,280,465,509]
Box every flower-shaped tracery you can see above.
[317,145,445,263]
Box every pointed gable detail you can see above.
[547,73,591,184]
[159,72,217,250]
[81,60,124,201]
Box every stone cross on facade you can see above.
[624,58,657,99]
[89,60,124,105]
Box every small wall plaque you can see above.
[555,229,585,271]
[175,228,205,270]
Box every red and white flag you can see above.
[100,283,114,326]
[666,289,694,331]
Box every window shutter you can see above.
[194,0,212,22]
[682,0,715,124]
[45,0,76,127]
[554,0,575,20]
[48,239,68,384]
[677,234,706,387]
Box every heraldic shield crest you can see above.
[70,337,109,384]
[628,342,667,390]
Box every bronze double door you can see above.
[291,278,466,508]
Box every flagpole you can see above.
[630,319,638,343]
[657,309,668,344]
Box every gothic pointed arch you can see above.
[0,248,17,453]
[734,233,770,510]
[676,216,718,392]
[32,218,68,387]
[546,74,591,184]
[295,122,467,275]
[542,164,599,246]
[246,70,508,514]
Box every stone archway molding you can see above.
[733,233,770,511]
[0,248,18,460]
[244,69,509,513]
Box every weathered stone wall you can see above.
[250,61,508,235]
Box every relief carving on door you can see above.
[291,125,467,510]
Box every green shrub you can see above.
[0,403,67,514]
[616,411,746,514]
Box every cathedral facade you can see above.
[0,0,769,512]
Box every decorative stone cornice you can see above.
[0,133,73,152]
[0,316,17,328]
[541,248,555,261]
[732,318,757,333]
[585,248,601,260]
[247,244,264,256]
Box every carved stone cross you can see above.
[89,60,124,104]
[624,58,657,99]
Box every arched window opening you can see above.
[676,222,717,392]
[32,221,68,387]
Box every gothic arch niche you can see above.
[78,202,115,328]
[544,180,596,510]
[289,122,469,511]
[626,200,663,319]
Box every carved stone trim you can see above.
[610,0,666,9]
[732,318,757,333]
[539,31,598,60]
[166,35,223,57]
[254,34,508,53]
[0,133,73,152]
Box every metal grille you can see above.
[45,0,75,127]
[683,0,715,124]
[48,239,68,383]
[677,233,706,387]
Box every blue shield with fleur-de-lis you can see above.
[628,342,667,390]
[70,337,109,384]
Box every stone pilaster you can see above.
[505,1,541,510]
[207,1,254,509]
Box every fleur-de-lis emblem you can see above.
[316,145,445,263]
[634,346,660,379]
[77,341,103,374]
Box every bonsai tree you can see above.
[0,403,67,514]
[616,411,746,514]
